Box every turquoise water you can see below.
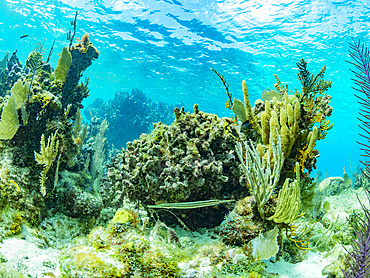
[1,0,368,177]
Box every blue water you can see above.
[1,0,369,177]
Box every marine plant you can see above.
[212,68,233,109]
[216,59,334,260]
[67,11,78,50]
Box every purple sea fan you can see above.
[341,189,370,278]
[348,38,370,178]
[344,38,370,278]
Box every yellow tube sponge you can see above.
[294,101,301,135]
[242,80,261,134]
[280,107,287,127]
[265,100,271,117]
[257,143,264,159]
[242,80,253,119]
[270,111,279,145]
[307,126,318,153]
[287,103,294,129]
[261,111,270,145]
[280,125,290,159]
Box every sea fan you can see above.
[341,189,370,278]
[348,38,370,178]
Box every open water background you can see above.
[1,0,370,177]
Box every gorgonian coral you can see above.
[341,189,370,278]
[348,38,370,178]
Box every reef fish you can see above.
[20,34,29,39]
[147,199,234,209]
[241,120,251,132]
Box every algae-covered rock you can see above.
[57,184,102,219]
[60,212,180,278]
[0,38,100,232]
[101,105,248,229]
[0,264,26,278]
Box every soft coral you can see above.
[342,188,370,278]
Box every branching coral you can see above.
[216,60,333,257]
[0,33,99,226]
[235,132,284,219]
[220,61,328,176]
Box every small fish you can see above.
[241,120,251,131]
[20,34,29,39]
[147,199,234,209]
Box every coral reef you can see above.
[57,207,268,278]
[60,209,181,278]
[0,35,99,227]
[84,89,184,149]
[101,104,248,229]
[0,51,23,95]
[214,59,334,261]
[0,27,343,276]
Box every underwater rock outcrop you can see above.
[0,35,99,226]
[101,104,249,229]
[0,51,23,95]
[85,89,184,149]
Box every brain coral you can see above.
[101,105,249,229]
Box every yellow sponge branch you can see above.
[34,130,60,196]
